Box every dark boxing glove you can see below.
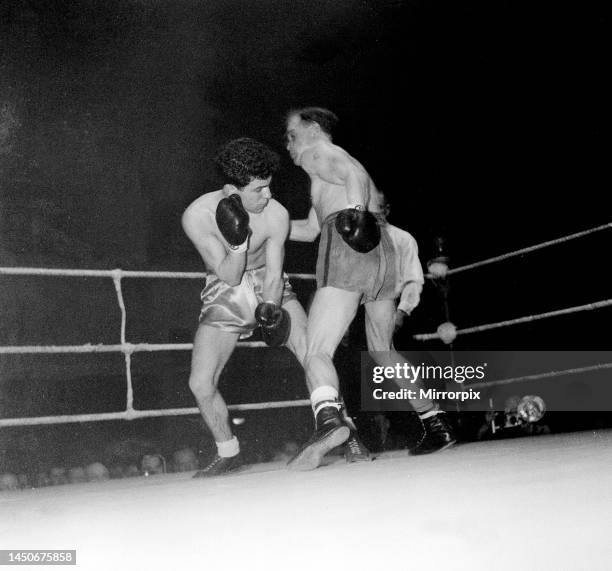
[334,205,381,253]
[255,302,291,347]
[216,194,250,250]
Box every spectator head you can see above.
[172,448,198,472]
[17,473,31,489]
[34,471,51,488]
[140,454,166,476]
[109,465,124,479]
[0,472,19,491]
[85,462,110,482]
[68,466,87,484]
[49,466,68,486]
[123,464,140,478]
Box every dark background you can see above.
[0,0,610,473]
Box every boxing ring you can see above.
[1,222,612,570]
[2,431,612,570]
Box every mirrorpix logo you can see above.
[364,362,487,410]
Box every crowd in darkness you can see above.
[0,437,346,492]
[0,446,199,492]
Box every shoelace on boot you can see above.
[202,456,223,472]
[347,438,363,454]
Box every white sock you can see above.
[216,436,240,458]
[419,408,442,420]
[310,385,339,413]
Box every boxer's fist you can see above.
[255,302,282,327]
[255,302,291,347]
[335,206,380,253]
[216,194,250,249]
[394,309,406,332]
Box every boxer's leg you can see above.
[283,298,308,369]
[305,286,361,392]
[365,300,456,455]
[288,287,361,470]
[189,324,243,477]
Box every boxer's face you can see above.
[285,115,314,164]
[238,176,272,213]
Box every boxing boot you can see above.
[193,453,244,478]
[344,431,372,463]
[288,403,350,471]
[411,411,456,455]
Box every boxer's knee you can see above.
[188,371,217,402]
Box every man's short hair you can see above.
[289,107,339,137]
[214,137,280,188]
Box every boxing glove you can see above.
[335,206,380,253]
[216,194,250,249]
[255,302,291,347]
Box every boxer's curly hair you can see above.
[288,107,339,137]
[214,137,280,188]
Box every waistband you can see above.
[206,264,266,278]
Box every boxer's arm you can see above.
[392,227,425,286]
[289,207,320,242]
[391,227,424,323]
[262,208,290,305]
[302,147,369,207]
[338,160,370,208]
[181,209,246,286]
[397,281,423,315]
[395,281,422,332]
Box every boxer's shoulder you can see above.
[254,199,288,228]
[182,192,218,233]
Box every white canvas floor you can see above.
[2,430,612,571]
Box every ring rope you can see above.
[413,298,612,341]
[0,341,267,355]
[0,267,316,280]
[468,362,612,390]
[442,222,612,277]
[10,294,609,353]
[0,267,206,279]
[0,400,312,428]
